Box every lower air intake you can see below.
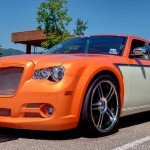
[0,108,11,116]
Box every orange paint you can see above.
[0,34,149,131]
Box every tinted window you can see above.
[130,39,146,53]
[148,43,150,49]
[88,36,126,55]
[45,36,127,55]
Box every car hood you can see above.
[0,53,112,69]
[0,54,62,64]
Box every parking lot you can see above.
[0,111,149,150]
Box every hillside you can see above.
[0,48,25,56]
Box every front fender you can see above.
[63,61,124,120]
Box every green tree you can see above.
[37,0,73,48]
[73,18,88,36]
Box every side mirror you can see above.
[129,47,147,58]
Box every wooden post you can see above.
[26,44,31,54]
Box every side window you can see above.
[130,39,149,60]
[130,39,145,53]
[148,43,150,59]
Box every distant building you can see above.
[11,30,46,54]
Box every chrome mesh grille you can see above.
[0,67,23,95]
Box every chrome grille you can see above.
[0,67,23,95]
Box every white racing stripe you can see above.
[112,136,150,150]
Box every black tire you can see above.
[80,75,120,136]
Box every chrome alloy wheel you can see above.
[90,80,119,133]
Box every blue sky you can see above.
[0,0,150,51]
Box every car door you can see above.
[123,39,150,115]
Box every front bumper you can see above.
[0,63,80,131]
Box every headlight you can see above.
[33,66,65,82]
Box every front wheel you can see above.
[81,75,120,135]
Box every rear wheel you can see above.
[81,75,120,135]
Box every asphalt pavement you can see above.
[0,111,149,150]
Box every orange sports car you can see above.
[0,34,149,135]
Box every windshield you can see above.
[45,36,127,55]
